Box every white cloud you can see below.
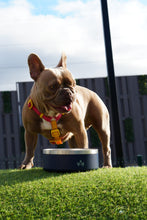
[0,0,147,90]
[108,0,147,74]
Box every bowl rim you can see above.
[43,148,98,155]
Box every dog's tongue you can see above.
[54,104,72,113]
[61,104,72,112]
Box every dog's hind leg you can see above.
[95,127,112,168]
[20,131,38,169]
[92,111,112,168]
[87,93,112,167]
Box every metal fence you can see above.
[0,75,147,169]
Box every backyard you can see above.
[0,167,146,219]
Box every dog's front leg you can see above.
[20,130,38,169]
[68,126,88,149]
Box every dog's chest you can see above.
[41,119,52,130]
[40,119,62,131]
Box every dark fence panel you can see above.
[0,91,22,169]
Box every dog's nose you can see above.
[60,88,72,98]
[59,88,74,105]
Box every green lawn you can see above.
[0,167,146,219]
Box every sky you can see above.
[0,0,147,91]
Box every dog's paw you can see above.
[102,165,112,168]
[19,162,33,170]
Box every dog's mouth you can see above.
[54,103,72,113]
[48,89,76,113]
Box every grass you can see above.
[0,167,146,219]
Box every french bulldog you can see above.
[20,53,112,169]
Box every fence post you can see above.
[100,0,124,167]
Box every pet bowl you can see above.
[42,148,99,172]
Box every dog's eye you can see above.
[50,85,54,90]
[49,83,59,91]
[63,79,74,87]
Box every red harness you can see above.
[28,98,63,145]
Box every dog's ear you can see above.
[56,53,67,68]
[28,54,45,81]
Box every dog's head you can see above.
[28,53,76,114]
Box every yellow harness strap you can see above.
[50,120,62,145]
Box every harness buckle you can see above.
[28,98,33,109]
[51,128,60,138]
